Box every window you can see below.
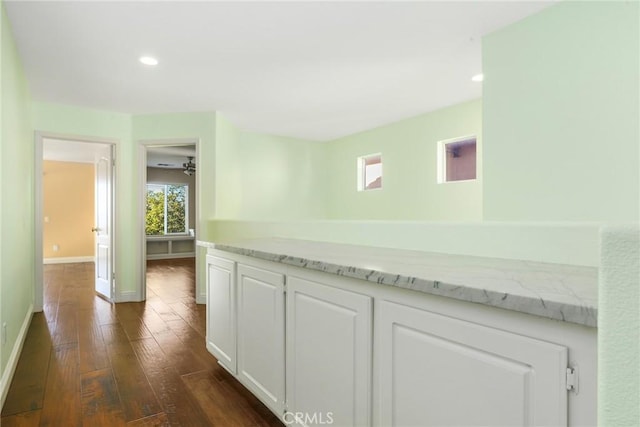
[145,184,188,235]
[437,136,477,183]
[357,153,382,191]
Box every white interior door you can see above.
[94,145,114,300]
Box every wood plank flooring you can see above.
[1,259,282,427]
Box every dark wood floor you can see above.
[1,259,282,426]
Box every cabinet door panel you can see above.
[237,264,285,416]
[377,300,568,427]
[287,276,372,427]
[206,255,236,373]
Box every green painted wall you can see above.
[599,226,640,427]
[325,99,482,220]
[215,115,327,220]
[483,1,639,222]
[214,114,240,217]
[208,219,601,267]
[32,102,131,140]
[1,2,33,376]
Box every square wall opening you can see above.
[438,137,477,183]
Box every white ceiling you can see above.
[43,138,109,163]
[6,1,554,141]
[147,145,197,169]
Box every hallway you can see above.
[1,260,281,426]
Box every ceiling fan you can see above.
[183,157,196,176]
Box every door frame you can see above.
[34,131,118,311]
[138,138,200,302]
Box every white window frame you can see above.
[357,153,383,191]
[437,135,477,184]
[145,182,189,235]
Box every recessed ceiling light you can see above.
[139,56,158,66]
[471,73,484,82]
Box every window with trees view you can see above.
[146,184,188,235]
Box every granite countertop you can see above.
[200,238,598,327]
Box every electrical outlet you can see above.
[2,322,7,345]
[53,244,59,252]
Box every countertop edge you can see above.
[196,240,216,248]
[211,242,598,328]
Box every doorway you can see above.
[139,140,199,302]
[35,133,117,311]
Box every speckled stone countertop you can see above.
[199,238,598,327]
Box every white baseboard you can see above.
[1,303,34,409]
[43,256,94,264]
[196,292,206,305]
[146,253,195,261]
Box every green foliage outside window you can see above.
[145,184,187,235]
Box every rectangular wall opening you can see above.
[438,137,477,183]
[358,153,383,191]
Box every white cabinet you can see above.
[205,255,237,373]
[286,275,372,427]
[205,248,595,426]
[236,263,286,415]
[376,300,569,427]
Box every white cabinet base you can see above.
[376,300,568,427]
[286,276,372,427]
[206,255,237,373]
[237,264,286,416]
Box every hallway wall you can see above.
[0,2,34,404]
